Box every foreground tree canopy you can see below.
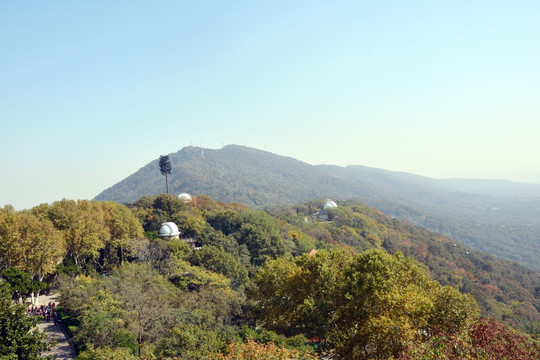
[0,195,538,359]
[0,286,52,359]
[254,248,481,359]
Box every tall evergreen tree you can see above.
[159,155,172,194]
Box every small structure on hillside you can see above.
[159,221,202,249]
[312,200,338,220]
[159,222,180,239]
[178,193,192,202]
[323,200,337,210]
[184,237,202,250]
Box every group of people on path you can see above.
[27,301,59,325]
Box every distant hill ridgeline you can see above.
[94,145,540,271]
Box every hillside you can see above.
[95,145,540,271]
[130,194,540,335]
[4,194,538,358]
[265,198,540,336]
[95,145,359,205]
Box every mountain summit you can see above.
[96,145,362,206]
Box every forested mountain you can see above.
[95,145,540,271]
[266,199,540,336]
[1,194,539,358]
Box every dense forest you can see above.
[94,145,540,272]
[1,194,539,359]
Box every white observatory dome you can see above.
[178,193,192,202]
[323,200,338,210]
[159,222,180,238]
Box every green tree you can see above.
[58,264,178,356]
[132,194,188,232]
[159,155,172,194]
[428,285,479,336]
[332,250,438,359]
[252,257,300,334]
[156,323,226,360]
[153,193,186,218]
[1,267,32,303]
[238,222,286,266]
[207,209,242,236]
[75,346,138,360]
[180,286,246,328]
[108,263,177,354]
[253,248,353,338]
[170,258,231,292]
[254,248,481,359]
[172,209,206,239]
[75,289,136,353]
[190,245,249,289]
[57,274,103,322]
[0,287,52,359]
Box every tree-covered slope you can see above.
[125,194,540,336]
[126,193,540,336]
[329,165,540,271]
[2,194,539,358]
[95,145,362,206]
[94,145,540,271]
[265,199,540,336]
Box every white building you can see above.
[312,200,338,220]
[159,222,180,239]
[178,193,193,202]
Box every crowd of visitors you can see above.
[27,302,59,325]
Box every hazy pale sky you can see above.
[1,1,539,210]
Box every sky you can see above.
[1,1,539,210]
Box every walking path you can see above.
[32,293,77,360]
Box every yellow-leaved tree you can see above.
[0,206,64,304]
[99,201,144,268]
[254,248,480,360]
[48,199,109,270]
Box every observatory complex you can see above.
[312,199,338,220]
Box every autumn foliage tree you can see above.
[98,201,144,268]
[254,248,481,359]
[2,194,538,359]
[253,248,353,339]
[47,199,110,270]
[0,207,64,304]
[470,317,540,359]
[333,250,478,359]
[218,339,317,360]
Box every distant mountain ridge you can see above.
[95,145,540,271]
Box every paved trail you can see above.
[32,294,77,360]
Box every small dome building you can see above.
[323,200,338,210]
[178,193,192,202]
[312,200,338,220]
[159,222,180,239]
